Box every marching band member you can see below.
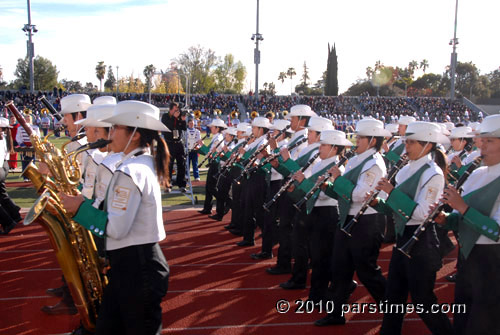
[186,117,201,181]
[447,126,475,182]
[277,116,333,289]
[60,100,171,335]
[371,121,453,335]
[315,118,390,326]
[266,105,316,274]
[15,113,40,175]
[435,114,500,335]
[287,129,352,302]
[0,117,21,234]
[250,119,291,259]
[225,123,252,234]
[74,96,116,199]
[198,118,226,215]
[237,116,272,246]
[384,115,415,165]
[210,126,237,221]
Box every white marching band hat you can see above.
[207,118,228,129]
[476,114,500,138]
[75,104,115,128]
[404,121,450,145]
[223,127,238,136]
[308,116,334,132]
[398,115,416,125]
[271,119,291,131]
[0,117,12,128]
[75,95,117,128]
[252,116,272,129]
[99,100,170,132]
[355,118,392,137]
[385,123,399,134]
[449,126,474,139]
[320,129,353,147]
[60,94,92,114]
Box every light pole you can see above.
[251,0,263,102]
[116,66,119,98]
[23,0,37,93]
[449,0,459,100]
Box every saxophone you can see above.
[6,101,107,332]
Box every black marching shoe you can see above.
[198,209,212,215]
[46,286,64,298]
[266,266,291,275]
[208,214,223,221]
[250,252,273,260]
[0,221,16,235]
[349,280,358,295]
[236,240,254,247]
[314,314,346,327]
[229,229,243,236]
[224,224,236,230]
[279,280,306,290]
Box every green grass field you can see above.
[7,134,214,209]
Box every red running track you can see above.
[0,208,458,334]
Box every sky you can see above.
[0,0,499,95]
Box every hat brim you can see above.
[476,129,500,138]
[100,114,170,132]
[207,122,228,129]
[75,118,112,128]
[60,102,92,115]
[405,133,450,145]
[321,138,353,147]
[356,129,392,137]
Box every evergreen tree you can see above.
[104,66,116,91]
[325,43,338,96]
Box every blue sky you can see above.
[1,0,499,94]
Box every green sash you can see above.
[459,175,500,258]
[336,155,374,227]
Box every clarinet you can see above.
[293,148,356,211]
[341,153,409,237]
[246,136,307,176]
[447,142,473,182]
[398,156,482,258]
[198,138,225,168]
[216,134,255,178]
[262,151,320,212]
[234,126,291,183]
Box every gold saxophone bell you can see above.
[251,111,258,119]
[231,110,239,119]
[194,110,202,119]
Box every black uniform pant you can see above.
[96,243,169,335]
[0,162,20,229]
[380,226,452,335]
[307,206,337,303]
[202,161,219,211]
[275,196,296,270]
[454,244,500,335]
[241,173,268,243]
[330,214,386,318]
[261,179,282,254]
[167,141,186,188]
[289,210,309,285]
[215,171,232,217]
[230,176,243,231]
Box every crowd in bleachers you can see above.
[1,90,481,129]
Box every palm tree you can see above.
[278,71,287,84]
[95,61,106,92]
[420,59,429,73]
[408,60,418,79]
[143,64,156,102]
[286,67,296,94]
